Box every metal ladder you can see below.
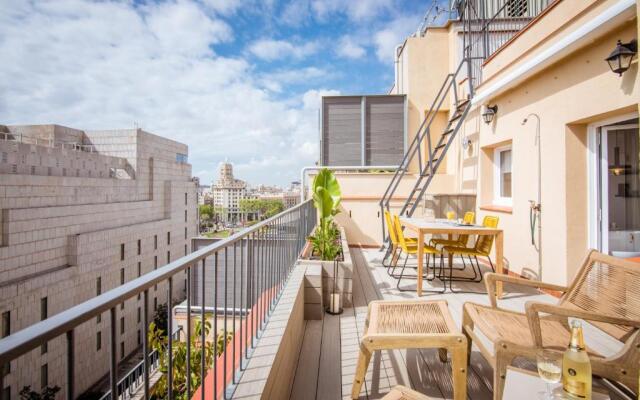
[379,58,475,245]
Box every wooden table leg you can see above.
[417,231,424,296]
[451,342,468,400]
[495,231,504,298]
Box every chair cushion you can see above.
[464,303,602,356]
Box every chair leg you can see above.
[493,347,517,400]
[487,256,495,272]
[461,307,474,366]
[396,255,409,290]
[386,247,398,275]
[389,249,402,277]
[351,346,373,399]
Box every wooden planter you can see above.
[299,225,353,311]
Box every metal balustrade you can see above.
[0,199,316,400]
[98,327,182,400]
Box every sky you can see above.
[0,0,433,186]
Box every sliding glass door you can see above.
[598,123,640,257]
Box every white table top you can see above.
[399,217,501,233]
[503,368,610,400]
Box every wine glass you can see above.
[536,349,562,399]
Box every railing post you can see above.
[66,330,74,400]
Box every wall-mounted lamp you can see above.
[605,39,637,76]
[482,105,498,124]
[462,138,472,150]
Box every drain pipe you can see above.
[522,114,542,280]
[300,166,398,202]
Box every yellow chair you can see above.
[442,215,499,290]
[382,210,416,271]
[392,214,445,293]
[430,211,475,248]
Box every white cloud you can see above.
[373,15,419,62]
[0,0,330,186]
[302,89,340,110]
[336,36,367,59]
[248,39,319,61]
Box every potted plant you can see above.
[304,168,352,313]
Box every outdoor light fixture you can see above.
[605,39,637,76]
[482,105,498,124]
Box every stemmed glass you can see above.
[536,349,563,399]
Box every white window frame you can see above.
[493,144,513,206]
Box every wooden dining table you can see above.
[400,217,505,297]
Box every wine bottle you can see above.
[562,320,592,398]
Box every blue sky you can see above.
[0,0,435,186]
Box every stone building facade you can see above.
[211,162,247,223]
[0,125,198,397]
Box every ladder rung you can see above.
[435,143,446,151]
[442,129,454,136]
[456,99,470,111]
[449,112,462,122]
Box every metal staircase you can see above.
[379,58,476,243]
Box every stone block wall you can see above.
[0,126,198,398]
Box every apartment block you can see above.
[0,125,198,396]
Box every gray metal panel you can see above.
[321,95,405,167]
[322,97,362,166]
[365,96,405,165]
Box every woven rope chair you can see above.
[462,250,640,400]
[391,214,444,292]
[382,210,417,272]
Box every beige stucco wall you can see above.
[464,3,638,285]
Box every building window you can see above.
[154,235,158,250]
[184,227,187,240]
[153,297,158,311]
[154,256,157,269]
[120,316,125,335]
[137,239,141,255]
[41,364,48,389]
[184,210,187,222]
[493,145,513,206]
[167,232,171,245]
[120,243,125,261]
[167,251,170,264]
[137,330,141,345]
[507,0,527,17]
[184,244,187,256]
[137,262,141,277]
[96,331,102,351]
[120,342,125,360]
[185,192,188,205]
[120,268,125,285]
[137,307,141,323]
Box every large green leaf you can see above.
[312,168,341,219]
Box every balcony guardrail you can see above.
[0,199,315,400]
[98,327,182,400]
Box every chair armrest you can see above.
[484,273,568,307]
[524,302,640,347]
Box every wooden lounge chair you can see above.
[382,385,433,400]
[462,250,640,400]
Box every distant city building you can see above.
[211,162,247,223]
[0,124,197,396]
[249,181,301,209]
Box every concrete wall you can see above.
[459,0,639,285]
[0,126,198,397]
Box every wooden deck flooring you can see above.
[289,248,623,400]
